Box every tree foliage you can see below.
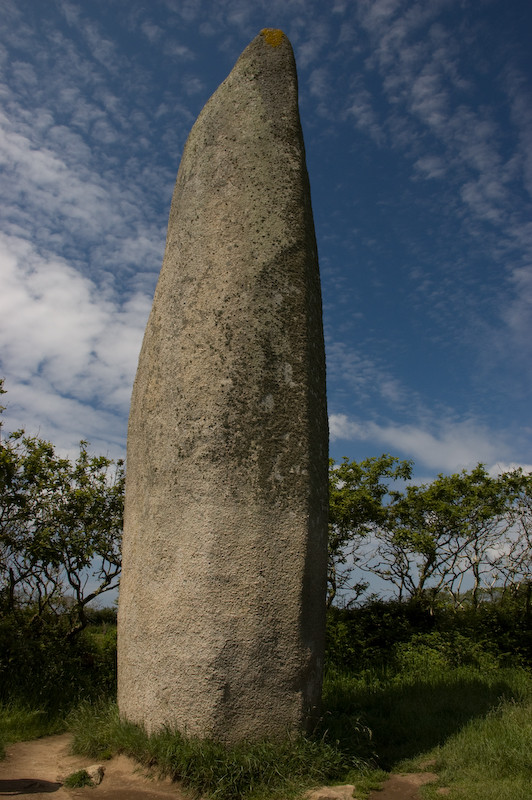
[328,455,412,607]
[329,454,532,610]
[372,465,518,606]
[0,381,124,638]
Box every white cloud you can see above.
[295,21,330,69]
[0,97,168,284]
[329,414,365,442]
[0,232,151,455]
[141,21,164,43]
[332,0,348,13]
[503,263,532,356]
[353,0,528,238]
[329,412,506,472]
[488,462,532,477]
[357,0,402,35]
[164,41,195,60]
[326,339,413,411]
[409,66,449,129]
[344,77,384,144]
[414,155,446,179]
[309,67,329,99]
[506,68,532,199]
[183,75,205,96]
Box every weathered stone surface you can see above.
[85,765,105,786]
[117,29,328,743]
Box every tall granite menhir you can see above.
[118,29,328,743]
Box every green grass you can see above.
[417,697,532,800]
[68,699,373,800]
[63,769,93,787]
[0,703,66,759]
[67,658,532,800]
[3,643,532,800]
[323,663,532,770]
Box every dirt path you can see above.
[0,733,188,799]
[367,772,440,799]
[0,734,440,800]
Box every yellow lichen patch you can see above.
[260,28,285,47]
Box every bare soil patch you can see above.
[367,772,438,800]
[0,733,188,799]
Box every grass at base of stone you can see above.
[0,703,66,759]
[68,699,379,800]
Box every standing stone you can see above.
[117,29,328,744]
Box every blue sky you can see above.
[1,0,531,480]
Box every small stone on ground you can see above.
[85,763,105,785]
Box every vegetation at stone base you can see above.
[65,637,532,800]
[65,594,532,800]
[68,699,379,800]
[2,602,532,800]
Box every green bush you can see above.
[392,634,449,678]
[393,631,501,678]
[326,599,437,673]
[325,592,532,676]
[0,612,117,710]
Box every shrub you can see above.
[0,612,116,710]
[63,769,93,788]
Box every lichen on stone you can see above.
[260,28,284,47]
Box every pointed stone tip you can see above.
[260,28,286,47]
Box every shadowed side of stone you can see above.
[118,29,328,744]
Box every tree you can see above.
[369,465,523,608]
[327,454,412,607]
[494,469,532,614]
[0,381,124,638]
[328,454,532,610]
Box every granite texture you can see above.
[117,29,328,743]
